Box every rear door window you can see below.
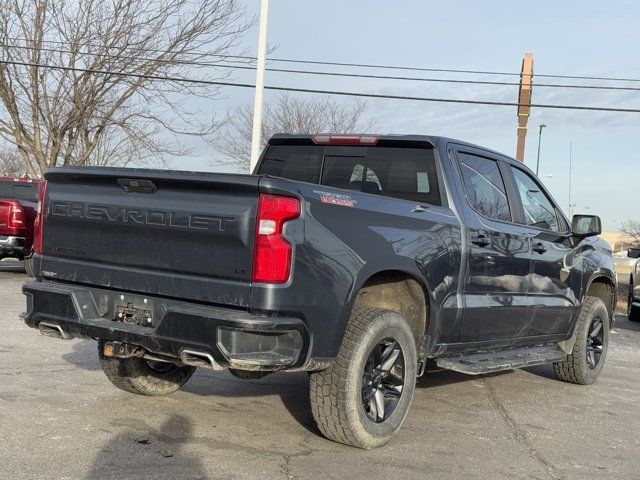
[458,153,511,222]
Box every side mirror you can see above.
[629,248,640,259]
[571,214,602,237]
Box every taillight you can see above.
[32,180,47,255]
[8,204,24,228]
[252,194,301,284]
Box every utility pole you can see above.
[515,53,534,163]
[568,141,573,217]
[250,0,269,173]
[535,123,546,176]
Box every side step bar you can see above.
[436,345,567,375]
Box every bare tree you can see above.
[0,148,24,176]
[621,220,640,247]
[215,93,377,170]
[0,0,251,178]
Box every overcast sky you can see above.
[176,0,640,231]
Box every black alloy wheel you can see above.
[361,338,405,423]
[586,316,604,370]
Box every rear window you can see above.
[257,146,323,184]
[0,181,38,201]
[0,183,10,198]
[258,145,440,205]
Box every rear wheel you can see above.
[554,297,609,385]
[98,340,196,396]
[628,282,640,322]
[309,306,417,449]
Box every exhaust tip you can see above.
[38,322,72,340]
[180,349,223,371]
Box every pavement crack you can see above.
[483,375,565,480]
[280,438,314,480]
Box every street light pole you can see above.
[568,141,573,217]
[535,123,546,176]
[249,0,269,173]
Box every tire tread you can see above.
[310,306,406,448]
[553,296,608,385]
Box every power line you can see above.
[4,41,640,92]
[6,36,640,84]
[1,58,640,113]
[270,58,640,83]
[256,67,640,92]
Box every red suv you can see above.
[0,177,42,275]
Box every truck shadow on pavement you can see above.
[182,367,504,436]
[183,370,322,436]
[62,340,516,436]
[62,340,102,371]
[85,415,209,480]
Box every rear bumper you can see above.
[21,281,310,371]
[0,235,26,254]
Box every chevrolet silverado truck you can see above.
[21,134,616,449]
[0,177,41,276]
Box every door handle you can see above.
[412,205,428,213]
[532,242,547,254]
[471,233,491,247]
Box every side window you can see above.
[510,167,562,232]
[458,153,511,222]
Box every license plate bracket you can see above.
[113,295,154,327]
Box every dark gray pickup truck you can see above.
[21,134,616,448]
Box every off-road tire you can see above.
[309,306,417,449]
[24,257,34,277]
[628,281,640,322]
[98,340,196,396]
[553,296,609,385]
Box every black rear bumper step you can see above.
[436,345,567,375]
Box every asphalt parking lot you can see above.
[1,270,639,480]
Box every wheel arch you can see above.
[585,272,617,325]
[332,257,432,359]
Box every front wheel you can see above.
[309,307,417,449]
[554,297,609,385]
[98,340,196,396]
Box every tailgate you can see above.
[41,168,259,307]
